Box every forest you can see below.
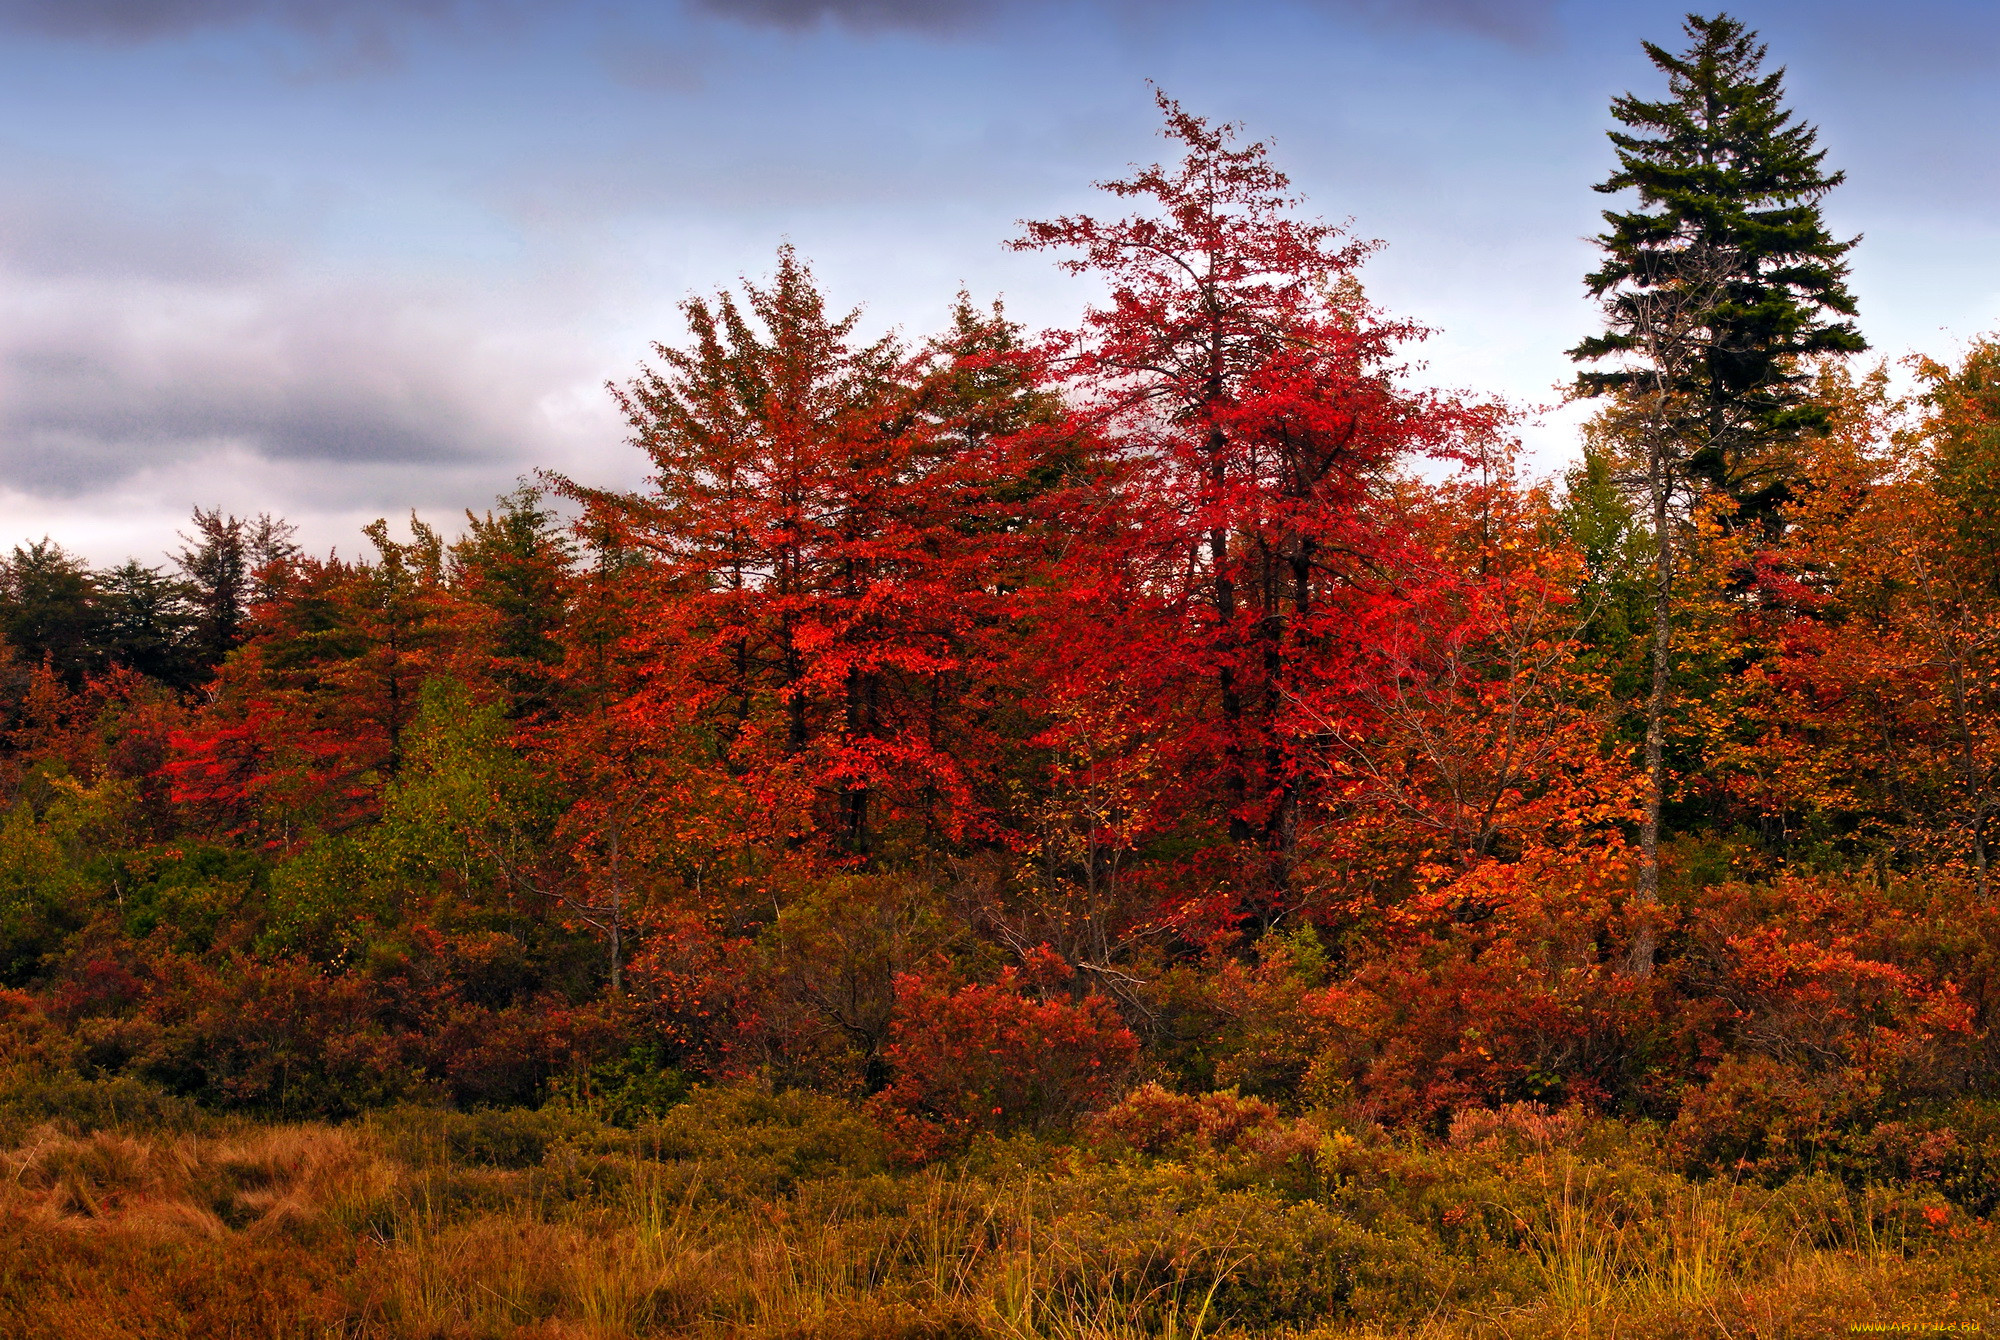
[5,12,2000,1338]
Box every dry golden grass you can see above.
[1,1104,1996,1340]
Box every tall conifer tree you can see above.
[1574,13,1862,975]
[1573,11,1863,531]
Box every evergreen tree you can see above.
[0,540,104,686]
[175,507,300,673]
[1572,11,1864,531]
[176,507,248,670]
[97,560,196,686]
[451,484,576,716]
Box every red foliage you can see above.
[572,256,1054,878]
[877,966,1139,1140]
[10,94,2000,1166]
[1015,93,1506,913]
[164,692,372,845]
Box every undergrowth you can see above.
[3,1078,1997,1339]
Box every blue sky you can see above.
[2,0,1997,562]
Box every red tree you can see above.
[1016,93,1498,905]
[575,251,1066,879]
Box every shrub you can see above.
[0,1073,211,1144]
[548,1039,690,1127]
[1028,1164,1430,1331]
[878,964,1138,1142]
[1667,1053,1873,1182]
[368,1104,599,1169]
[1087,1081,1322,1161]
[1446,1101,1587,1153]
[636,1086,891,1198]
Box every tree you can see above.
[582,248,1046,871]
[1572,11,1863,535]
[97,561,196,687]
[176,508,299,674]
[0,540,104,687]
[1749,352,2000,893]
[450,485,576,717]
[1015,91,1483,903]
[1923,337,2000,594]
[1583,246,1739,974]
[169,515,467,846]
[1571,13,1862,972]
[1306,454,1637,878]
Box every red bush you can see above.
[877,965,1138,1140]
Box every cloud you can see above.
[0,0,1560,48]
[686,0,986,34]
[0,0,471,41]
[0,165,516,497]
[689,0,1557,41]
[0,0,526,71]
[0,219,621,510]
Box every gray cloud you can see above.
[0,0,473,40]
[0,167,287,284]
[690,0,1557,41]
[0,261,610,500]
[0,0,1557,45]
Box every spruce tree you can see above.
[1573,11,1864,531]
[0,540,106,686]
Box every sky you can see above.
[1,0,1997,566]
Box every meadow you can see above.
[4,1077,1997,1339]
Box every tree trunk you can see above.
[1209,422,1250,843]
[1633,431,1672,977]
[607,816,624,995]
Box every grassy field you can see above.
[2,1079,1995,1340]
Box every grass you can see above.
[1,1085,1997,1339]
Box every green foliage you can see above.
[116,843,269,954]
[1559,444,1651,688]
[96,561,197,687]
[0,772,133,984]
[368,1103,603,1169]
[630,1086,892,1199]
[260,833,379,961]
[0,1073,213,1144]
[548,1039,690,1127]
[373,677,558,893]
[1924,334,2000,589]
[262,678,559,960]
[0,540,105,685]
[1573,12,1864,527]
[451,483,574,714]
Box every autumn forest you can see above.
[7,13,2000,1338]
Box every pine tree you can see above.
[97,560,196,686]
[0,540,105,686]
[175,508,296,673]
[1569,12,1865,976]
[451,485,576,717]
[1572,11,1864,531]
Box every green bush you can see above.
[367,1103,601,1169]
[0,1073,213,1142]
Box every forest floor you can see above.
[2,1079,1996,1340]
